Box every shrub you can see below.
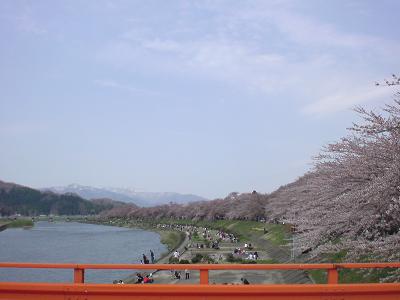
[169,257,179,264]
[191,254,203,264]
[179,259,190,264]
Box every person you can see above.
[254,251,259,260]
[241,278,250,285]
[143,254,149,264]
[143,274,151,283]
[174,270,181,280]
[135,273,144,284]
[150,250,155,264]
[185,269,190,280]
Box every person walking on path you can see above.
[185,269,190,280]
[150,250,155,264]
[143,254,149,264]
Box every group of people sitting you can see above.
[244,243,253,249]
[216,230,238,243]
[112,280,125,284]
[135,272,154,284]
[246,252,259,260]
[233,246,259,260]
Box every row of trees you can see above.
[103,191,268,220]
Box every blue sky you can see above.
[0,0,399,198]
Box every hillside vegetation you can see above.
[0,181,133,216]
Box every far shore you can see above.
[0,219,34,231]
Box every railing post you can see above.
[74,268,85,283]
[199,269,209,285]
[327,265,338,284]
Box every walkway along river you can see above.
[0,221,167,283]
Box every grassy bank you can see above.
[151,219,290,247]
[307,251,399,284]
[308,266,398,284]
[1,219,34,228]
[158,230,186,252]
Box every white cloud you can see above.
[96,1,400,115]
[15,14,46,35]
[93,79,159,96]
[2,3,47,35]
[142,39,182,52]
[302,86,395,116]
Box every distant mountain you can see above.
[0,180,122,216]
[43,184,144,206]
[43,184,206,207]
[106,187,207,206]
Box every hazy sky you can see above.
[1,0,399,198]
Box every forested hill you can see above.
[0,180,133,216]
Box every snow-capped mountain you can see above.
[42,184,207,207]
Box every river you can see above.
[0,221,167,283]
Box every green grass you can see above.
[256,259,279,264]
[308,267,398,284]
[7,219,34,228]
[307,250,398,284]
[308,269,326,283]
[263,224,290,246]
[159,230,185,251]
[147,218,289,246]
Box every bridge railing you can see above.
[0,262,400,284]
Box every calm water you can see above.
[0,221,167,283]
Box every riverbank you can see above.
[0,219,34,231]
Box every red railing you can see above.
[1,262,400,284]
[0,263,399,299]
